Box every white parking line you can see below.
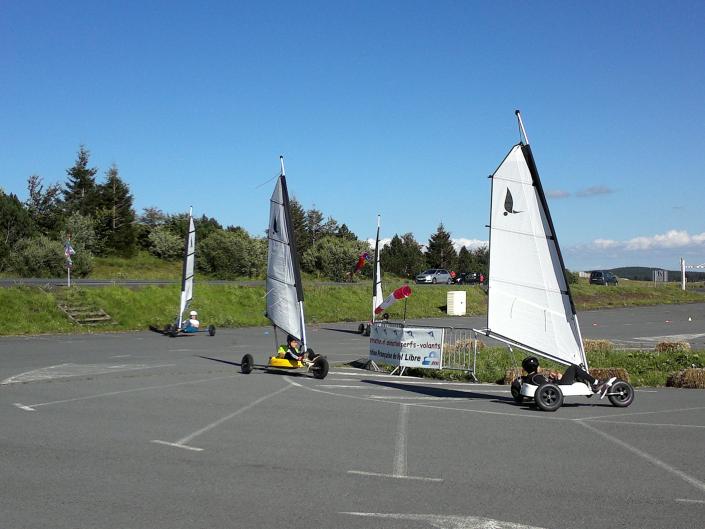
[341,512,546,528]
[12,374,239,410]
[152,385,291,452]
[578,421,705,494]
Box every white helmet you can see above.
[189,310,198,317]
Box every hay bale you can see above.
[503,367,522,384]
[655,341,691,353]
[583,339,614,353]
[667,368,705,388]
[502,367,563,384]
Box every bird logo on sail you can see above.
[503,188,521,215]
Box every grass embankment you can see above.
[571,280,705,309]
[2,280,704,336]
[91,253,184,280]
[0,282,484,336]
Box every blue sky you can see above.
[2,0,704,270]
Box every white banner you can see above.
[369,324,444,369]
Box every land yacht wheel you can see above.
[534,382,563,412]
[510,378,524,404]
[241,354,253,374]
[608,380,634,407]
[311,357,329,379]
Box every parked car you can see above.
[589,270,618,285]
[415,269,452,284]
[453,272,481,284]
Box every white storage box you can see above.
[446,291,466,316]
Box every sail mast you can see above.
[481,112,587,368]
[371,215,382,322]
[177,206,195,329]
[516,113,586,367]
[278,156,308,352]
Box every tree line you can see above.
[1,146,488,280]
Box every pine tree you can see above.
[0,189,35,268]
[425,223,457,270]
[380,233,425,278]
[288,197,307,256]
[26,174,63,236]
[336,223,358,241]
[96,164,136,256]
[63,146,99,217]
[457,246,472,273]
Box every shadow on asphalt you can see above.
[361,379,514,402]
[197,355,308,377]
[321,327,364,335]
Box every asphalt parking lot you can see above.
[1,308,704,529]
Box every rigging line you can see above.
[491,225,555,240]
[254,171,281,190]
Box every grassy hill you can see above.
[1,278,704,336]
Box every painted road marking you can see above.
[675,498,705,504]
[634,333,705,342]
[1,363,174,385]
[152,385,291,452]
[578,421,705,494]
[341,512,547,528]
[348,403,443,483]
[11,374,239,410]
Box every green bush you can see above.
[197,230,266,279]
[147,227,183,260]
[301,236,370,281]
[8,236,66,277]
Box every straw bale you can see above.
[583,339,614,353]
[667,368,705,389]
[655,341,691,353]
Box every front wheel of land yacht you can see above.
[534,382,563,412]
[608,380,634,407]
[241,354,253,374]
[510,378,524,403]
[311,357,329,379]
[363,324,371,337]
[358,323,365,334]
[208,325,216,336]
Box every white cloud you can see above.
[592,238,620,249]
[576,186,615,197]
[624,230,705,251]
[452,238,488,251]
[365,237,392,249]
[584,230,705,252]
[547,190,571,199]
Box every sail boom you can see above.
[478,329,574,367]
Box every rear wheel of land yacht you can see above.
[510,379,524,403]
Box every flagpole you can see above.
[68,265,71,288]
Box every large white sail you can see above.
[485,114,587,368]
[177,207,196,329]
[372,215,383,320]
[266,157,307,349]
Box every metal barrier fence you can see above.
[373,322,478,380]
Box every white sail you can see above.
[266,157,307,349]
[485,115,587,368]
[372,215,383,320]
[177,207,196,329]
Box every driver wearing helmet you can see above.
[521,356,550,385]
[278,334,304,362]
[182,310,200,333]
